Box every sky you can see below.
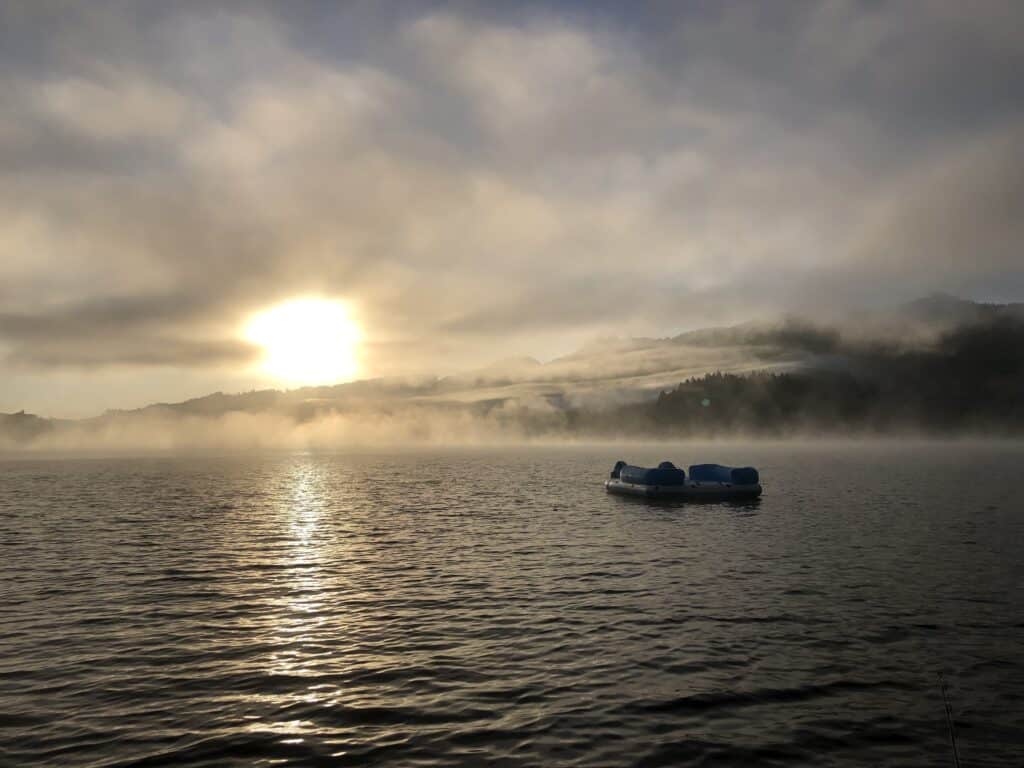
[1,0,1022,417]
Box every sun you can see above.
[245,298,361,386]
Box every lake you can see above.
[2,442,1022,766]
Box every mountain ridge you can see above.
[4,295,1023,447]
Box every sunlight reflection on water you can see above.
[1,443,1023,767]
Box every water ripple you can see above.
[2,444,1024,766]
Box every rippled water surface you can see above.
[3,443,1024,767]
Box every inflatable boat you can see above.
[605,460,761,500]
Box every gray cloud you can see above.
[1,1,1022,415]
[6,336,254,370]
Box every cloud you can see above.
[5,336,254,370]
[35,75,190,142]
[1,1,1023,415]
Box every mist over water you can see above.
[3,3,1023,765]
[6,303,1024,453]
[3,442,1023,766]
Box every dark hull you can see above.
[605,479,762,500]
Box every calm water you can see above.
[2,443,1023,767]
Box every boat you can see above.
[604,460,762,500]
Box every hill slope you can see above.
[4,296,1023,448]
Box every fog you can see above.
[4,300,1022,455]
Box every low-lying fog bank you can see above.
[5,299,1023,455]
[3,404,1023,459]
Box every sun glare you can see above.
[245,298,361,386]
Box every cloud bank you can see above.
[1,1,1022,415]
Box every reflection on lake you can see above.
[2,443,1023,766]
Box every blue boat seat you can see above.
[619,461,687,486]
[688,463,759,485]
